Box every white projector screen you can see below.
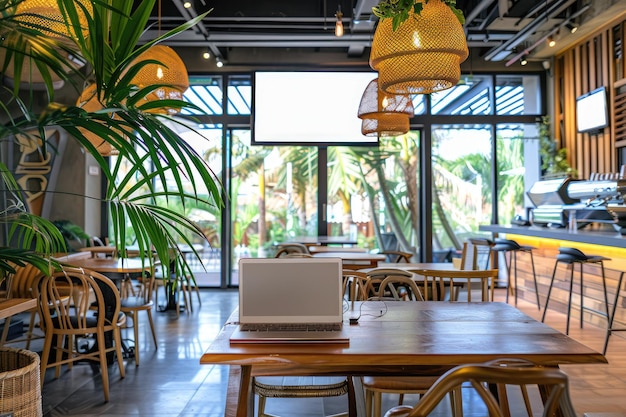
[252,71,379,146]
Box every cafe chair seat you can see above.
[383,359,577,417]
[120,271,157,366]
[362,376,455,417]
[253,376,355,417]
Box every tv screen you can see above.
[252,71,379,146]
[576,87,609,133]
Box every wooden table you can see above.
[62,257,152,275]
[312,252,386,270]
[200,301,607,417]
[287,236,358,247]
[0,298,38,344]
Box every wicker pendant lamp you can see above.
[129,45,189,115]
[3,0,90,87]
[358,78,414,137]
[75,83,118,156]
[370,0,468,95]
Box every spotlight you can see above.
[547,36,556,47]
[520,57,528,66]
[566,23,578,34]
[183,1,192,8]
[335,5,344,37]
[216,58,224,68]
[202,51,210,60]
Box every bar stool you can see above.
[490,238,541,309]
[541,247,610,335]
[603,271,626,354]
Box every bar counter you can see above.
[479,223,626,331]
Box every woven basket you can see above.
[0,348,43,417]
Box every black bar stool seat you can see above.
[490,238,540,309]
[541,247,610,336]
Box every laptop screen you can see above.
[238,257,343,324]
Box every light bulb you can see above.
[335,7,343,37]
[203,51,210,59]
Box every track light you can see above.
[335,5,344,37]
[202,51,210,60]
[566,23,578,34]
[520,57,528,66]
[216,58,224,68]
[183,1,192,8]
[547,36,556,47]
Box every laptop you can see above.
[229,257,350,344]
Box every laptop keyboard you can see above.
[240,323,342,332]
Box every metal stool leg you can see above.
[542,260,560,323]
[512,251,518,305]
[528,250,541,309]
[579,262,584,329]
[604,271,625,354]
[503,250,512,304]
[566,263,575,335]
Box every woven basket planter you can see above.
[0,348,43,417]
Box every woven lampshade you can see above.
[14,0,91,40]
[130,45,189,115]
[357,78,414,137]
[3,0,90,88]
[76,83,118,156]
[370,0,468,95]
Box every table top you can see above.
[62,257,152,274]
[308,246,367,254]
[362,262,458,272]
[201,301,606,369]
[286,236,358,246]
[312,252,387,262]
[0,298,38,320]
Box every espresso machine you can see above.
[527,177,626,232]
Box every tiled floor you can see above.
[6,286,626,416]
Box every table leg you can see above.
[225,365,253,417]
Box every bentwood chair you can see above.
[363,272,448,417]
[364,268,418,300]
[1,263,46,348]
[38,268,126,402]
[342,270,371,302]
[120,269,157,366]
[411,269,499,302]
[383,359,577,417]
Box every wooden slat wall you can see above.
[554,16,626,178]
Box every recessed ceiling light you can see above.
[203,51,210,59]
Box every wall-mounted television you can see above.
[252,71,379,146]
[576,87,609,134]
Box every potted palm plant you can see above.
[0,0,222,279]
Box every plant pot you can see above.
[0,348,43,417]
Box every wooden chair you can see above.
[380,250,413,263]
[342,270,370,302]
[275,243,310,258]
[363,273,459,417]
[365,268,418,300]
[120,269,157,366]
[383,359,577,417]
[1,263,46,348]
[410,269,499,302]
[38,267,126,402]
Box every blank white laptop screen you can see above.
[230,257,349,344]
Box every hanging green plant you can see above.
[372,0,465,31]
[539,116,577,178]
